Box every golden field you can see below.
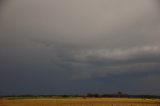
[0,97,160,106]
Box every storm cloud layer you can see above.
[0,0,160,95]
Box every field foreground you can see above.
[0,98,160,106]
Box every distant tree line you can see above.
[85,93,160,99]
[1,92,160,99]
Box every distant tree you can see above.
[62,95,69,98]
[93,93,99,97]
[86,93,100,97]
[118,91,123,97]
[87,93,94,97]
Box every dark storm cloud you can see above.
[0,0,5,6]
[0,0,160,95]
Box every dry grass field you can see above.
[0,97,160,106]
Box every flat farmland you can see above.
[0,97,160,106]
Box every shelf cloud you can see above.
[0,0,160,95]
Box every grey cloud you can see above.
[0,0,160,95]
[1,0,159,48]
[65,45,160,78]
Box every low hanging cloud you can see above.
[0,0,160,95]
[57,45,160,79]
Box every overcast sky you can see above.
[0,0,160,95]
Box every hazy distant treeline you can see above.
[1,93,160,99]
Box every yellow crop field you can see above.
[0,98,160,106]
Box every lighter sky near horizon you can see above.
[0,0,160,95]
